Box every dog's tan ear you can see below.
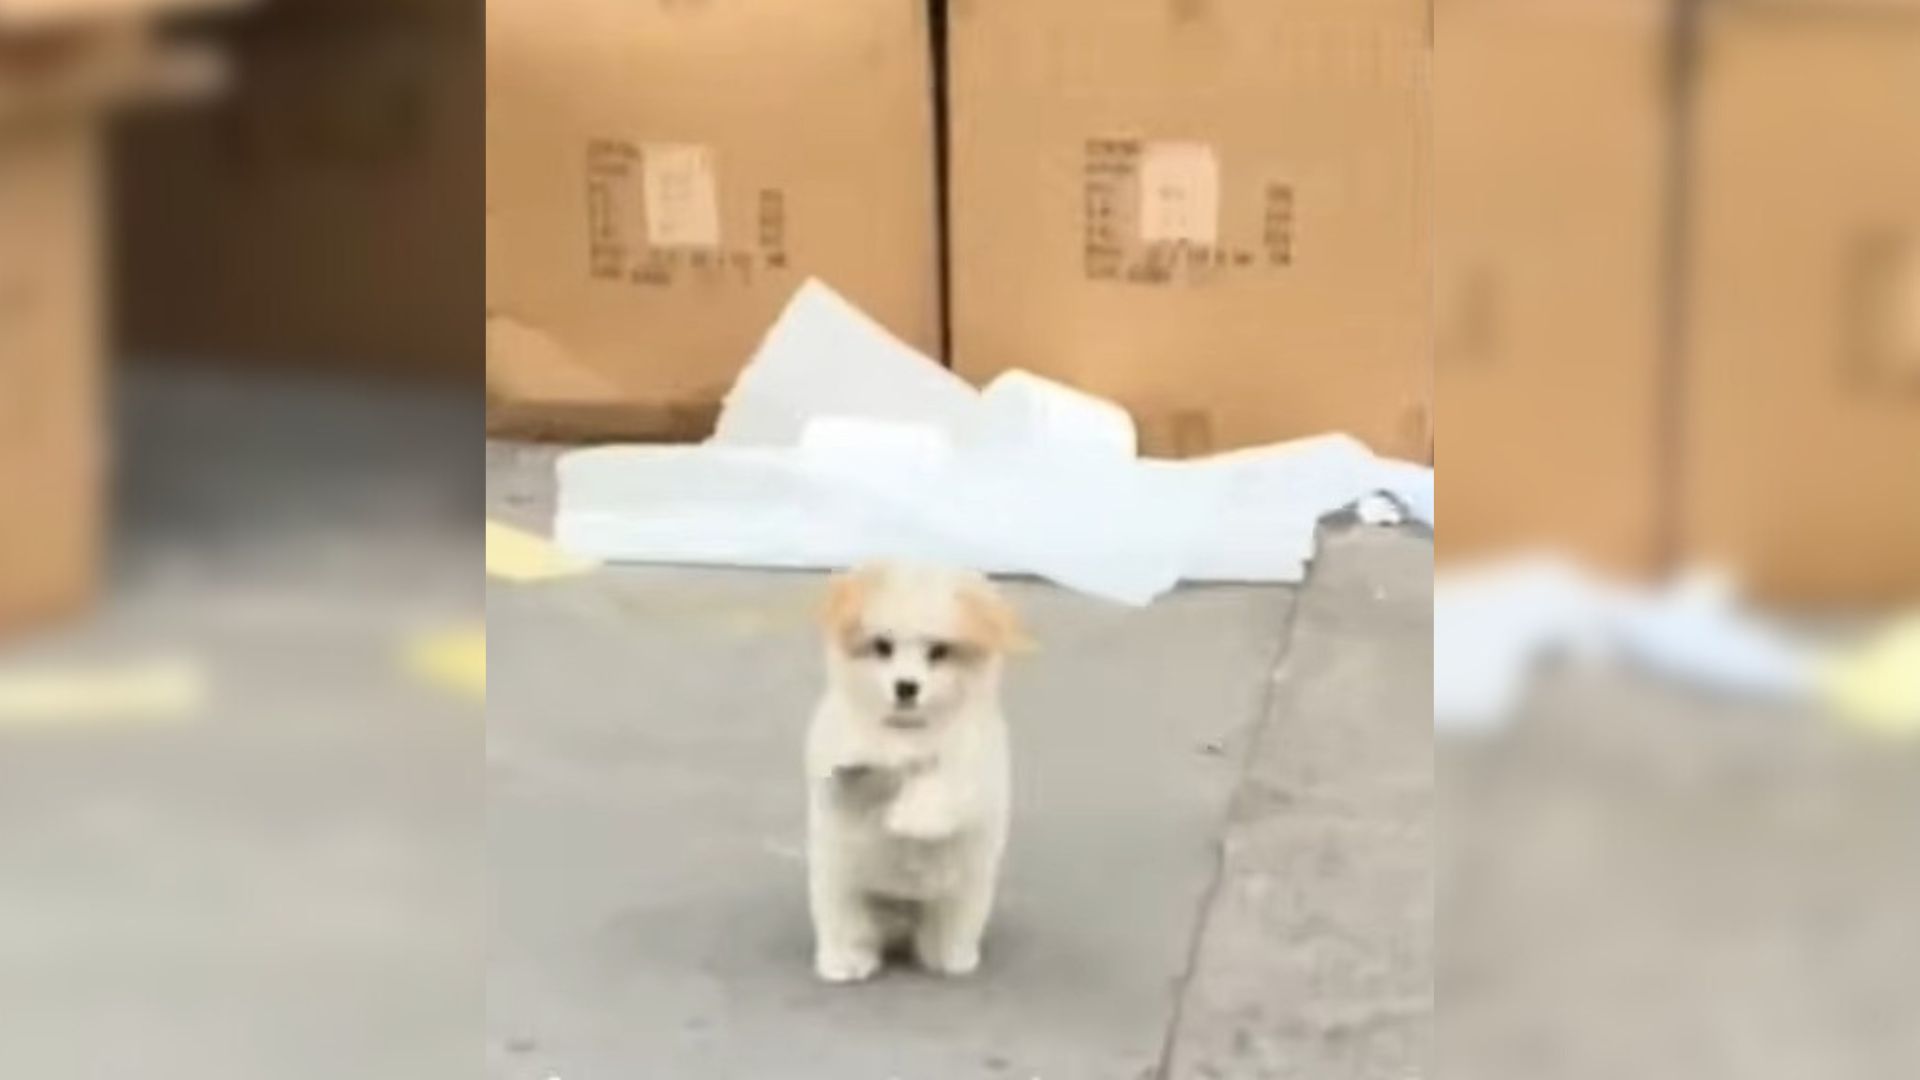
[958,579,1035,656]
[822,565,880,641]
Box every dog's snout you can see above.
[893,679,920,706]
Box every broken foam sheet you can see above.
[1181,434,1433,582]
[559,425,1227,606]
[1432,556,1821,734]
[710,280,978,448]
[556,278,1433,605]
[793,416,1227,605]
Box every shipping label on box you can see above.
[1080,137,1297,285]
[583,138,787,288]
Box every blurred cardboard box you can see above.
[946,0,1432,459]
[1,0,238,26]
[0,0,225,633]
[112,0,480,380]
[485,0,941,440]
[0,119,102,632]
[1683,1,1920,603]
[0,0,224,120]
[1434,0,1671,576]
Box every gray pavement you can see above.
[1438,674,1920,1079]
[487,444,1435,1080]
[19,367,1905,1080]
[1167,530,1432,1080]
[0,373,1435,1080]
[0,368,480,1080]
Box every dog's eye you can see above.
[927,642,951,664]
[871,636,894,660]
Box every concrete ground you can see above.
[1439,676,1920,1079]
[0,368,480,1080]
[487,443,1434,1080]
[27,366,1910,1080]
[2,368,1433,1079]
[25,368,1898,1080]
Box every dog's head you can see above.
[821,562,1031,729]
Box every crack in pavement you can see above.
[1152,588,1309,1080]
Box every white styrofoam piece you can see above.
[1432,557,1609,732]
[710,279,977,447]
[556,278,1437,605]
[559,431,1231,605]
[807,443,1230,606]
[1610,569,1815,700]
[555,446,995,572]
[1355,493,1405,527]
[1182,435,1434,583]
[1433,556,1818,734]
[964,370,1137,459]
[1373,459,1436,527]
[787,383,1216,603]
[557,427,1426,599]
[799,415,955,470]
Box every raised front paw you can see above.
[829,762,904,805]
[884,795,957,841]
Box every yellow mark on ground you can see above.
[406,624,486,702]
[487,520,596,583]
[0,658,205,727]
[1821,615,1920,738]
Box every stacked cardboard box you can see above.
[0,0,227,633]
[1434,0,1671,577]
[1681,0,1920,603]
[479,0,1435,458]
[0,118,101,633]
[484,0,942,439]
[1438,0,1920,602]
[948,0,1434,460]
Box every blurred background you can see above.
[1,0,478,1075]
[0,0,1914,1075]
[1437,0,1919,1076]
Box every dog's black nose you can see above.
[893,679,920,706]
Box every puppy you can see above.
[806,561,1029,982]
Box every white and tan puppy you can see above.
[806,561,1029,982]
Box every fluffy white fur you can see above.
[805,562,1029,982]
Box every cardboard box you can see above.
[485,0,942,439]
[1434,0,1671,575]
[2,3,226,633]
[0,9,223,123]
[113,0,480,380]
[0,0,242,28]
[1683,3,1920,603]
[0,118,103,632]
[947,0,1432,459]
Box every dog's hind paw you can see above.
[916,938,981,977]
[814,945,882,984]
